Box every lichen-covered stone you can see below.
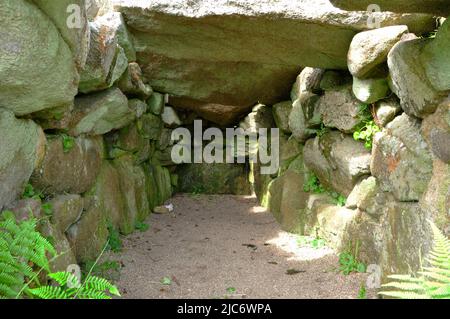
[118,62,153,99]
[348,26,409,78]
[304,131,372,196]
[375,97,402,127]
[240,104,275,134]
[71,88,135,136]
[78,13,122,93]
[0,0,78,116]
[128,99,148,119]
[88,160,125,231]
[288,99,317,143]
[352,77,390,104]
[0,110,46,210]
[38,219,77,272]
[422,18,450,92]
[113,155,150,234]
[147,92,166,115]
[388,38,447,118]
[290,68,324,101]
[420,159,450,236]
[272,101,292,133]
[317,86,366,133]
[161,107,182,128]
[421,98,450,163]
[49,195,84,233]
[371,113,433,201]
[31,136,103,195]
[137,113,163,140]
[66,198,109,263]
[32,0,90,70]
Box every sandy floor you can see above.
[108,194,375,299]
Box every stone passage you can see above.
[0,0,448,294]
[110,194,372,299]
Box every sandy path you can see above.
[110,194,374,299]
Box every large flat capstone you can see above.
[113,0,434,125]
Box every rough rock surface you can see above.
[388,38,447,118]
[371,113,433,201]
[304,131,372,196]
[0,0,78,116]
[317,86,366,133]
[422,19,450,92]
[330,0,450,16]
[0,110,45,210]
[240,104,275,134]
[352,77,390,104]
[114,0,434,125]
[50,194,84,233]
[348,26,408,78]
[272,101,293,133]
[31,136,103,195]
[71,88,135,136]
[32,0,91,70]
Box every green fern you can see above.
[0,211,56,298]
[28,273,120,299]
[379,222,450,299]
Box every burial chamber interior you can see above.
[0,1,448,296]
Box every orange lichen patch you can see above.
[387,154,400,173]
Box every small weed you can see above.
[303,174,325,194]
[161,277,172,285]
[191,185,206,195]
[61,134,75,153]
[226,287,236,294]
[358,285,367,299]
[353,120,381,149]
[41,202,53,216]
[297,235,326,249]
[135,221,150,232]
[22,183,44,200]
[339,241,366,275]
[304,176,346,206]
[316,123,329,138]
[107,223,122,253]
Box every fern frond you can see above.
[28,286,70,299]
[379,221,450,299]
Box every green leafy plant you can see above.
[22,183,43,200]
[41,203,53,217]
[28,271,120,299]
[303,176,346,206]
[135,221,149,232]
[106,223,122,253]
[329,191,346,207]
[316,123,329,138]
[303,174,325,194]
[379,222,450,299]
[353,120,381,149]
[358,285,367,299]
[61,134,75,153]
[0,211,56,298]
[161,277,172,285]
[226,287,236,294]
[297,235,326,249]
[339,241,366,275]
